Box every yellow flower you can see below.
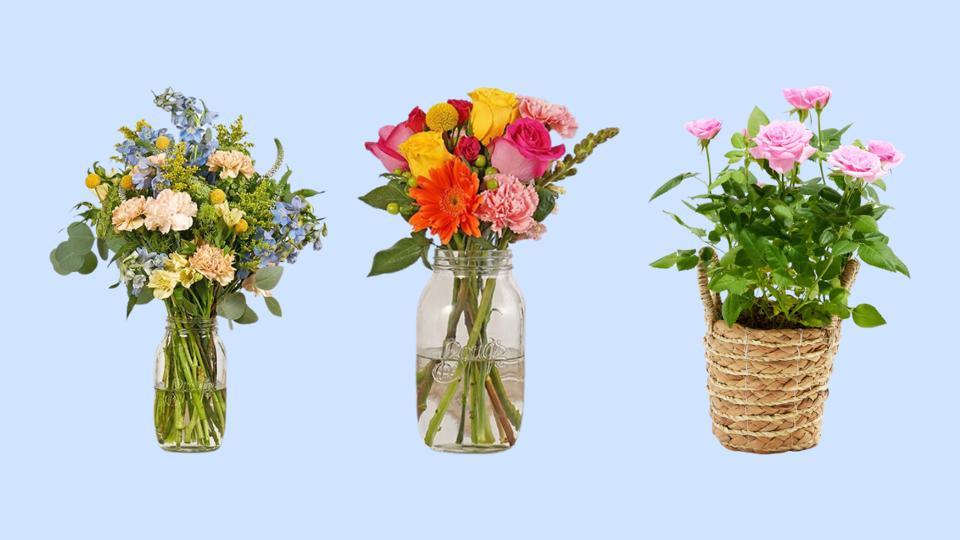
[155,135,171,151]
[398,131,454,179]
[426,103,459,132]
[120,174,134,190]
[215,202,245,227]
[85,173,101,188]
[468,88,519,144]
[210,188,226,204]
[234,219,249,234]
[147,269,179,300]
[166,253,201,288]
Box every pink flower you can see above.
[684,118,722,141]
[455,136,481,162]
[518,96,578,138]
[365,122,415,172]
[143,189,197,233]
[476,174,540,235]
[749,120,816,173]
[867,140,904,170]
[783,86,832,110]
[489,118,566,181]
[827,145,886,183]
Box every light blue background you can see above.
[2,1,957,537]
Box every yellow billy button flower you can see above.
[210,188,226,204]
[155,135,171,151]
[426,103,459,132]
[120,174,134,190]
[234,219,249,234]
[85,172,101,189]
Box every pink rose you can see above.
[783,86,832,110]
[828,145,886,183]
[684,118,722,141]
[867,140,904,170]
[489,118,566,181]
[365,122,415,172]
[476,173,539,235]
[518,96,578,138]
[749,120,816,173]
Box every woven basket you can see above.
[697,258,860,453]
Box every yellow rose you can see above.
[398,131,454,179]
[468,88,519,144]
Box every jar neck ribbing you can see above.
[165,316,218,334]
[433,249,512,276]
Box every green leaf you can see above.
[235,306,259,325]
[852,303,886,328]
[254,266,284,291]
[217,292,247,320]
[368,234,432,276]
[859,242,910,277]
[96,238,109,260]
[533,186,558,221]
[264,296,282,317]
[136,286,153,305]
[709,274,752,295]
[293,188,322,198]
[772,205,793,225]
[731,131,747,149]
[664,211,706,238]
[747,106,769,137]
[832,240,858,256]
[650,252,678,269]
[359,183,411,210]
[50,248,72,275]
[852,215,879,233]
[676,254,699,271]
[78,252,98,275]
[67,222,95,251]
[649,172,696,201]
[51,241,88,274]
[722,294,752,327]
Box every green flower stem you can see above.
[816,108,827,183]
[705,143,713,187]
[424,276,498,446]
[488,367,521,428]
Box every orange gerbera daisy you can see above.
[409,159,483,245]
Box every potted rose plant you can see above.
[651,87,906,453]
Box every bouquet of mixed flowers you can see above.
[51,89,326,450]
[651,86,907,329]
[363,88,617,450]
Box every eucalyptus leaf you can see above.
[235,306,259,325]
[265,296,282,317]
[217,292,247,320]
[254,266,284,291]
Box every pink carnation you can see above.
[748,120,816,173]
[684,118,722,141]
[783,86,832,110]
[518,96,578,139]
[476,174,539,236]
[867,140,904,170]
[828,145,886,183]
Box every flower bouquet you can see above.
[362,88,617,452]
[51,89,327,452]
[651,87,906,452]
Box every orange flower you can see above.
[409,159,483,245]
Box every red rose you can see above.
[447,99,473,125]
[407,107,426,133]
[455,136,481,162]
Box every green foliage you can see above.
[254,266,283,290]
[368,232,432,276]
[651,106,906,329]
[216,116,254,152]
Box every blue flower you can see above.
[272,203,291,227]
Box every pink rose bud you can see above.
[827,145,886,183]
[684,118,722,141]
[748,120,816,173]
[783,86,832,110]
[867,140,904,170]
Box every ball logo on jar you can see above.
[432,338,508,383]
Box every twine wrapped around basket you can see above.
[697,258,860,453]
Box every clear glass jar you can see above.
[154,317,227,452]
[416,250,524,453]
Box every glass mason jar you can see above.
[416,250,524,453]
[153,317,227,452]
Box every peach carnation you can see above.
[144,189,197,233]
[188,244,236,286]
[476,173,539,235]
[518,96,578,139]
[207,150,255,179]
[112,196,147,231]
